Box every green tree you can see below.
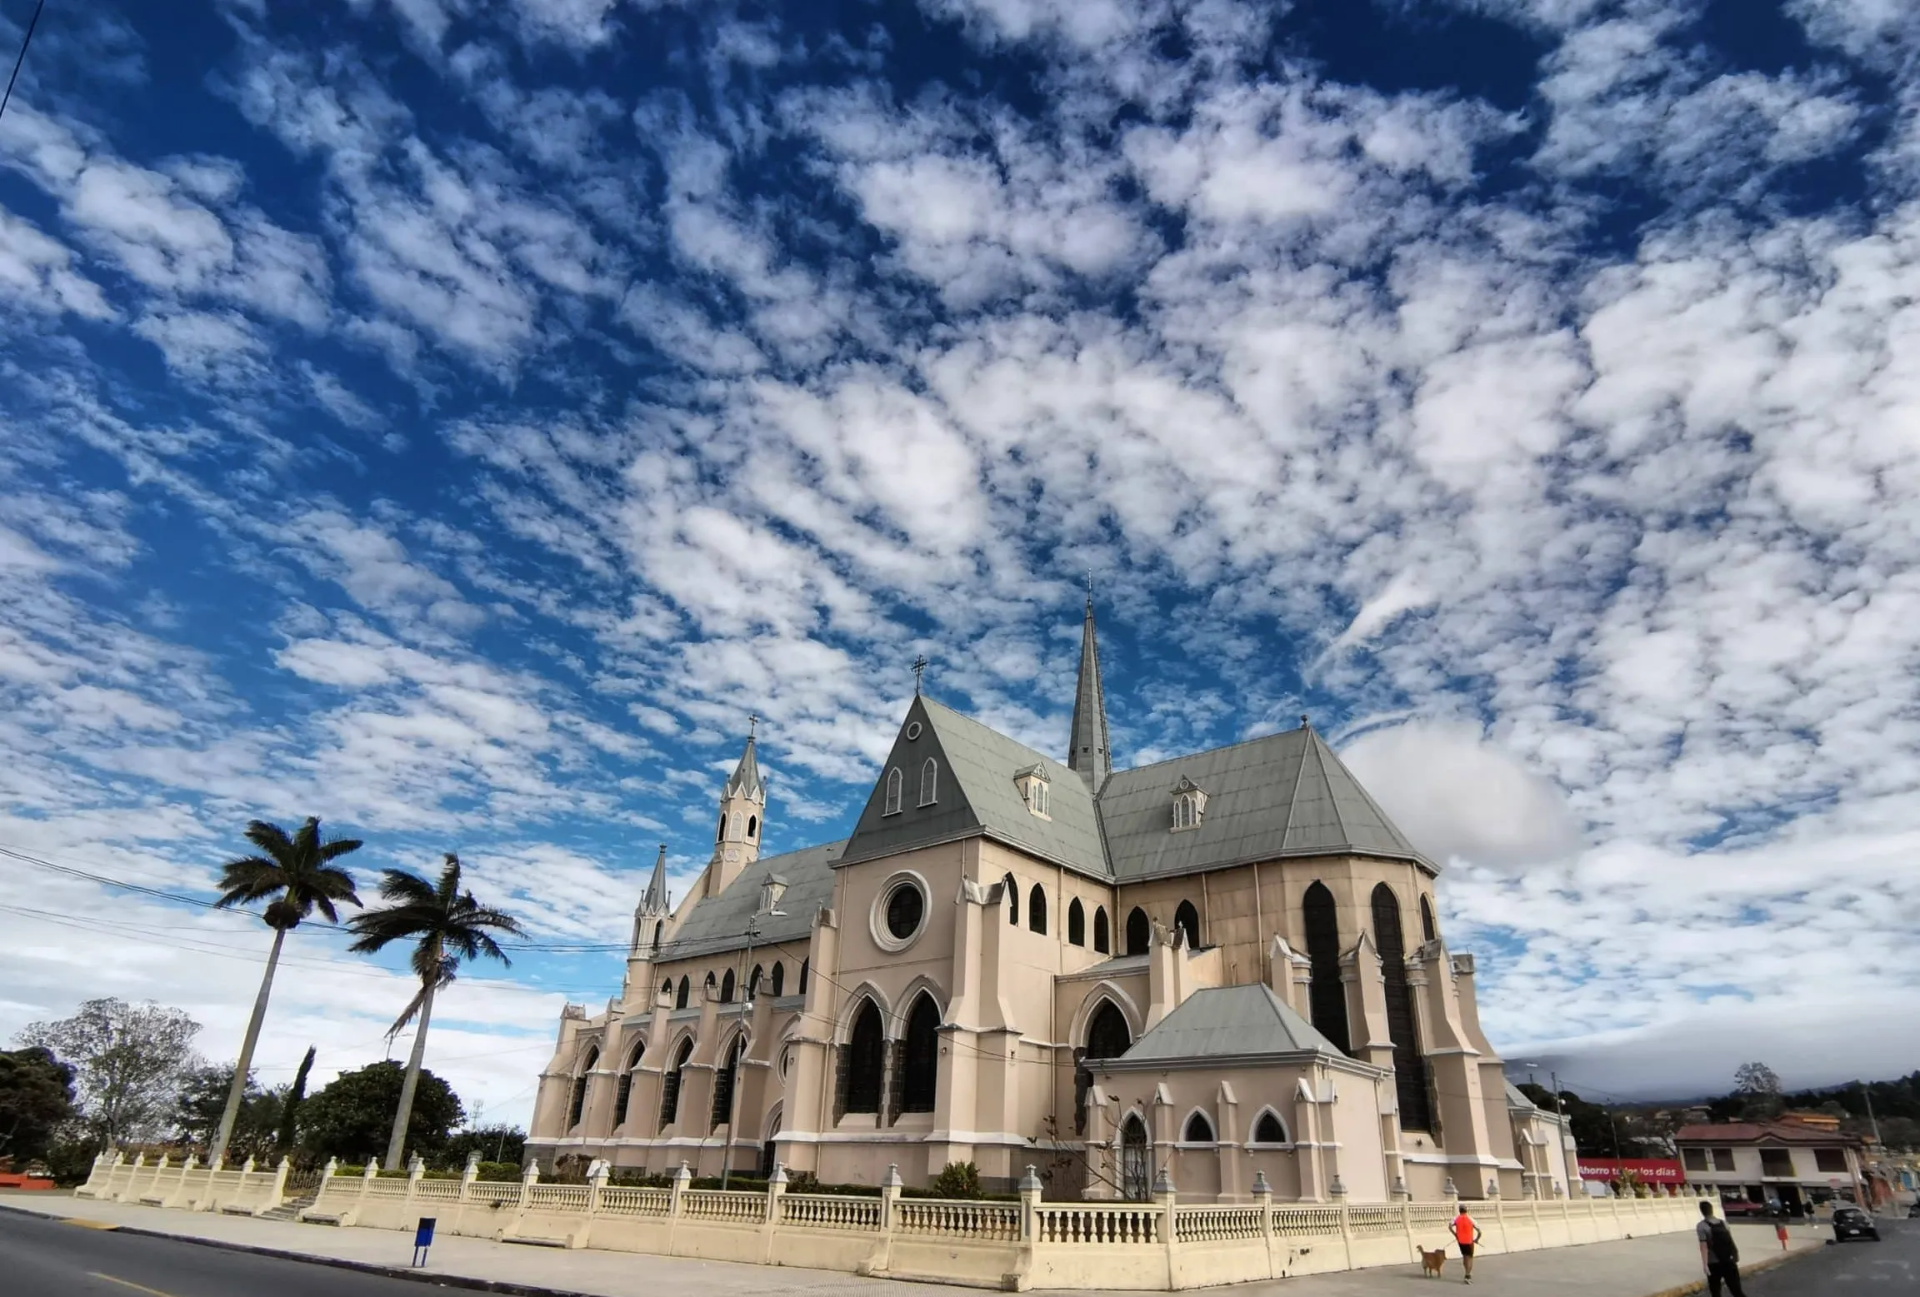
[209,817,363,1166]
[298,1061,463,1164]
[17,999,202,1148]
[0,1046,76,1164]
[441,1123,525,1170]
[173,1064,280,1161]
[346,853,523,1167]
[276,1046,316,1159]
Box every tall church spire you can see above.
[638,844,670,918]
[1067,594,1112,792]
[708,721,766,897]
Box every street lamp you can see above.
[720,910,784,1192]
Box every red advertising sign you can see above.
[1577,1159,1686,1183]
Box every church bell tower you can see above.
[707,720,765,897]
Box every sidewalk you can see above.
[0,1192,1820,1297]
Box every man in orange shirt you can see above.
[1452,1206,1483,1283]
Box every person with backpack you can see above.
[1697,1200,1746,1297]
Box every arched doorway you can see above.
[1120,1114,1149,1201]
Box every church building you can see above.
[527,604,1576,1202]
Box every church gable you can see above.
[839,696,1108,877]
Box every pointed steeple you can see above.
[709,721,767,897]
[638,844,670,918]
[724,717,764,800]
[1067,594,1112,793]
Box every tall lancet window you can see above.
[919,758,938,806]
[1373,883,1433,1131]
[883,767,904,815]
[1302,882,1351,1055]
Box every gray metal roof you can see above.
[1096,723,1431,880]
[663,839,844,960]
[1505,1081,1536,1110]
[1104,983,1342,1066]
[838,696,1109,877]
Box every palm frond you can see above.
[375,867,440,907]
[212,857,287,908]
[241,820,298,865]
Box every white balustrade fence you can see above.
[73,1150,1708,1291]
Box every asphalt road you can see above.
[0,1208,449,1297]
[1747,1214,1920,1294]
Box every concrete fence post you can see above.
[267,1156,291,1214]
[760,1162,788,1263]
[1331,1175,1352,1271]
[1017,1164,1043,1240]
[460,1151,480,1203]
[343,1156,379,1228]
[406,1154,425,1203]
[120,1152,144,1204]
[1153,1166,1178,1288]
[574,1162,608,1250]
[666,1160,691,1255]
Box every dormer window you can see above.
[1171,776,1207,831]
[760,874,788,913]
[883,767,903,815]
[1014,764,1052,819]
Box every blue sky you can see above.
[3,0,1919,1126]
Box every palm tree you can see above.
[209,817,363,1167]
[347,853,524,1168]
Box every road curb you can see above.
[1636,1241,1820,1297]
[0,1202,601,1297]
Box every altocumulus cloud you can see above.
[0,0,1916,1118]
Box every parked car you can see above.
[1906,1202,1920,1219]
[1832,1206,1880,1242]
[1720,1198,1771,1218]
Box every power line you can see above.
[0,0,45,123]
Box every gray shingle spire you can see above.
[724,730,764,800]
[1067,596,1112,793]
[638,843,670,917]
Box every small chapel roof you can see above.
[1097,723,1431,881]
[1101,983,1343,1067]
[664,838,844,960]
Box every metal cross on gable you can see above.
[748,713,759,739]
[912,655,929,694]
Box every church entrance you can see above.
[1121,1115,1149,1201]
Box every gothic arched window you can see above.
[1373,883,1433,1131]
[660,978,672,1001]
[716,811,726,843]
[652,920,664,950]
[1093,906,1110,954]
[1028,884,1048,935]
[1004,874,1019,925]
[1183,1111,1216,1143]
[1174,900,1200,949]
[711,1035,743,1131]
[1067,898,1086,946]
[1420,894,1437,944]
[748,964,763,1000]
[1253,1111,1287,1144]
[659,1038,693,1129]
[1303,882,1351,1055]
[568,1047,598,1130]
[1075,1000,1132,1134]
[799,959,810,995]
[747,815,758,839]
[1125,907,1150,956]
[919,758,938,806]
[676,976,690,1010]
[720,969,735,1003]
[840,1000,885,1115]
[884,767,904,815]
[614,1039,645,1129]
[771,962,785,997]
[704,971,716,995]
[901,994,941,1113]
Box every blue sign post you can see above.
[413,1217,436,1267]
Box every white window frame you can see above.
[883,767,904,815]
[919,757,938,807]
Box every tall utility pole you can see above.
[1861,1081,1883,1146]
